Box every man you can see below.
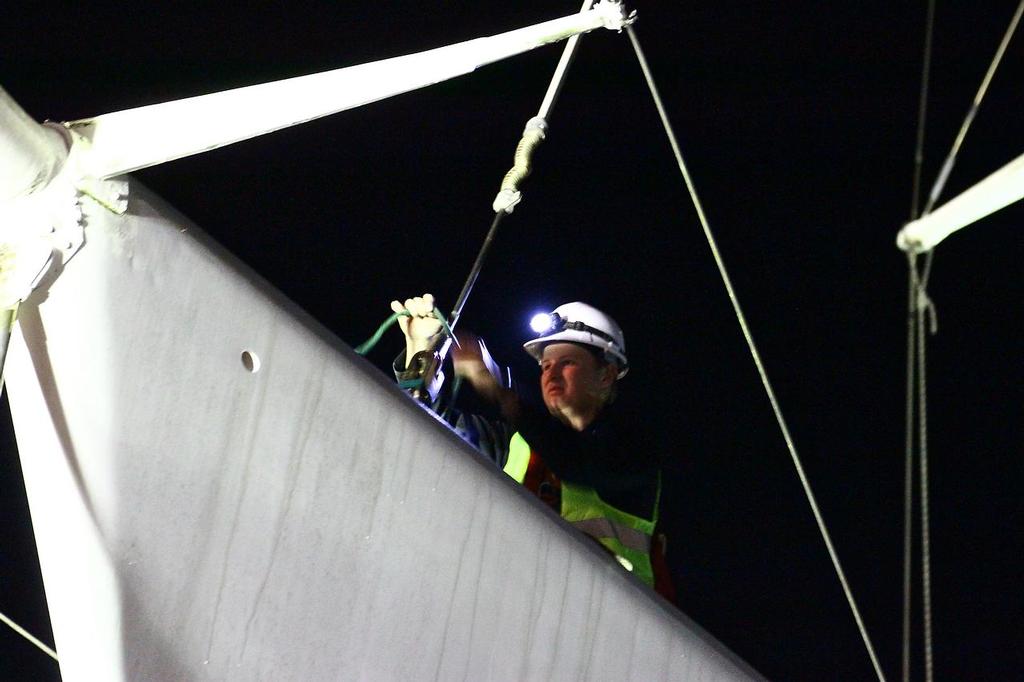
[391,294,671,597]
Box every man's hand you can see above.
[453,331,520,423]
[390,294,443,367]
[451,331,491,383]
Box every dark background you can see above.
[2,1,1022,679]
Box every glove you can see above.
[390,293,443,367]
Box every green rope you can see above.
[353,311,407,355]
[354,308,455,356]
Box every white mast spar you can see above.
[56,1,628,181]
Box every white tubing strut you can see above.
[65,1,627,179]
[625,25,888,682]
[897,152,1024,252]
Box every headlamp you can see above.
[530,311,559,334]
[529,311,616,345]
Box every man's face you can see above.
[539,343,615,423]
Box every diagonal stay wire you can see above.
[922,0,1024,218]
[920,0,1024,287]
[625,25,887,682]
[0,609,58,661]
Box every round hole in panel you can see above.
[241,350,261,373]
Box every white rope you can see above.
[905,254,938,682]
[624,24,887,682]
[904,2,935,679]
[917,300,934,682]
[0,608,58,661]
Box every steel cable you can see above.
[625,23,887,682]
[0,609,58,661]
[920,0,1024,288]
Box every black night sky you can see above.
[2,2,1023,680]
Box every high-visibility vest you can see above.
[504,432,660,587]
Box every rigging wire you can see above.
[922,0,1024,218]
[904,2,936,680]
[905,255,939,682]
[920,0,1024,287]
[903,5,1023,679]
[0,609,58,661]
[450,0,593,335]
[909,0,936,223]
[624,24,887,682]
[413,1,594,403]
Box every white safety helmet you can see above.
[523,302,629,378]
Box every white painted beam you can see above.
[897,152,1024,252]
[6,177,763,681]
[66,1,628,179]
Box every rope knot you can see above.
[915,287,939,335]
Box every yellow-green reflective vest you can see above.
[504,432,660,587]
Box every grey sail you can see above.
[5,179,764,680]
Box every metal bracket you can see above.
[594,1,635,32]
[0,125,130,308]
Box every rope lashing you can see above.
[492,117,548,214]
[354,308,455,357]
[489,0,596,215]
[625,23,888,682]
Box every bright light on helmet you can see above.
[530,312,555,334]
